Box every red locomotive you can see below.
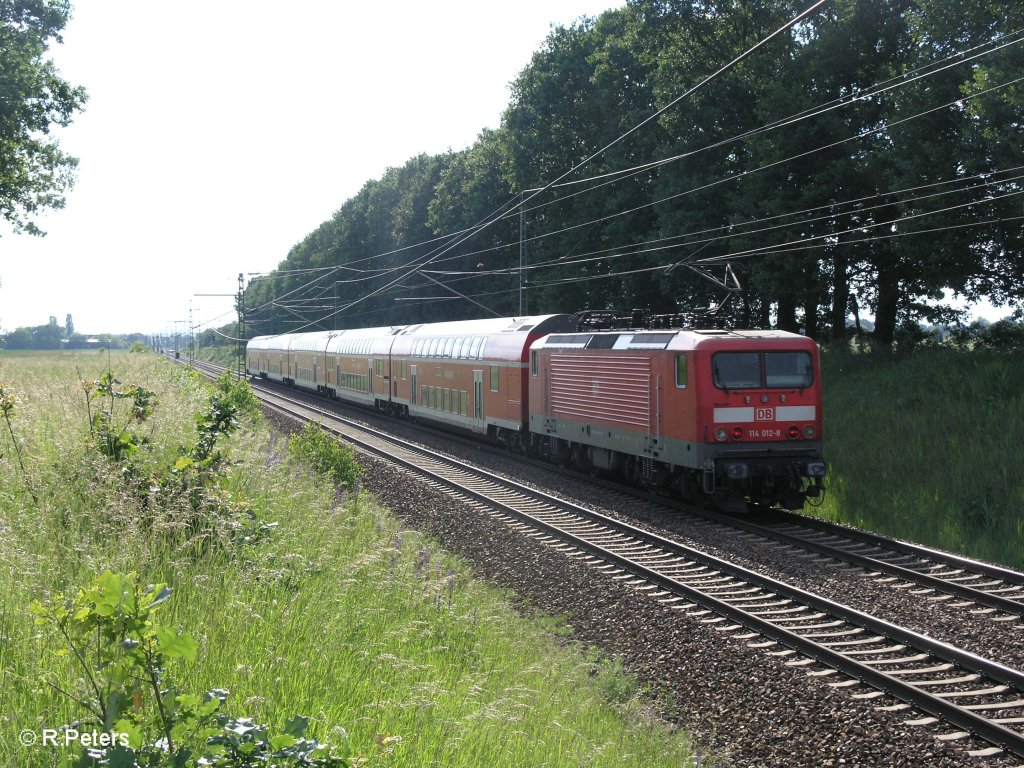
[246,314,825,510]
[527,327,825,510]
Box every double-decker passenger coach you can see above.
[388,314,576,444]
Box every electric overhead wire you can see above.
[259,74,1022,327]
[263,0,831,334]
[248,23,1023,314]
[338,40,1024,296]
[421,167,1024,279]
[248,12,1020,330]
[404,164,1024,305]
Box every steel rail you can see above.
[249,385,1024,760]
[773,509,1024,587]
[692,510,1024,616]
[183,357,1024,757]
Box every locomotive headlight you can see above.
[725,462,749,480]
[715,427,729,442]
[729,427,744,441]
[803,425,816,438]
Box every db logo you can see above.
[755,407,775,421]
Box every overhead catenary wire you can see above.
[265,25,1024,287]
[242,13,1019,331]
[421,167,1024,279]
[265,0,831,334]
[326,67,1024,301]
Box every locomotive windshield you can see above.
[713,351,813,390]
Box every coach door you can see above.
[411,365,418,406]
[473,370,484,428]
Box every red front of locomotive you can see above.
[688,331,825,509]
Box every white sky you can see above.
[0,0,618,336]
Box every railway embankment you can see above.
[0,350,696,768]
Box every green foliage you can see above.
[0,326,148,350]
[84,371,156,462]
[31,571,356,767]
[288,422,362,491]
[815,344,1024,567]
[0,378,33,496]
[950,319,1024,351]
[0,0,88,235]
[74,366,269,547]
[129,341,147,353]
[242,0,1022,344]
[213,369,262,424]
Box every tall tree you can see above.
[0,0,86,236]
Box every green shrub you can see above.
[214,369,262,424]
[31,570,358,767]
[287,422,362,491]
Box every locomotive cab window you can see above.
[675,354,687,388]
[765,351,813,388]
[712,351,813,390]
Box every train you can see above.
[245,313,826,510]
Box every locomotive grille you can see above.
[548,353,652,429]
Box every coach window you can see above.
[675,354,687,388]
[531,350,538,376]
[489,365,500,392]
[444,337,456,358]
[469,337,483,359]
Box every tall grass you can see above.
[0,351,693,767]
[813,345,1024,568]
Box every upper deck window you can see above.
[712,351,813,390]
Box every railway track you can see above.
[187,357,1024,760]
[189,356,1024,623]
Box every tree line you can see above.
[0,315,146,350]
[244,0,1022,344]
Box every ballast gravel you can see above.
[264,405,1021,767]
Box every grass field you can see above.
[813,345,1024,569]
[0,351,694,767]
